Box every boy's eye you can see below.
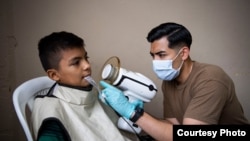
[72,60,80,65]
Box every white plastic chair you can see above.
[13,76,55,141]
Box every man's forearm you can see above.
[136,112,173,141]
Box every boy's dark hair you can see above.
[146,22,192,49]
[38,31,85,71]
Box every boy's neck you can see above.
[58,83,93,91]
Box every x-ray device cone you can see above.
[100,56,157,134]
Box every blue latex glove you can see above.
[100,80,143,119]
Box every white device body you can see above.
[102,65,157,134]
[112,68,157,102]
[117,117,142,133]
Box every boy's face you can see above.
[48,47,91,87]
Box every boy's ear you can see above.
[47,69,60,81]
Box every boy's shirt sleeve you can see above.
[37,118,71,141]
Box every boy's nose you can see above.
[81,60,90,70]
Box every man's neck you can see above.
[176,58,193,84]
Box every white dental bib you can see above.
[31,84,135,141]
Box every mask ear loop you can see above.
[173,48,184,61]
[173,48,184,70]
[177,60,184,71]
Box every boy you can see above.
[31,31,137,141]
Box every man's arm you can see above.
[136,112,173,141]
[136,116,208,141]
[183,118,209,125]
[167,117,208,125]
[166,118,180,125]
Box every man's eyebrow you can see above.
[150,51,166,56]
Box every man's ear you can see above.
[47,69,60,81]
[181,46,190,60]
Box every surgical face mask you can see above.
[152,50,184,81]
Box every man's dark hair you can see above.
[38,31,85,71]
[147,22,192,49]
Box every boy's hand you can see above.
[99,80,143,119]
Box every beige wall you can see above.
[0,0,24,140]
[11,0,250,130]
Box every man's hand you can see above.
[99,80,143,119]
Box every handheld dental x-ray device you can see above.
[100,56,157,134]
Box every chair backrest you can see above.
[13,76,55,141]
